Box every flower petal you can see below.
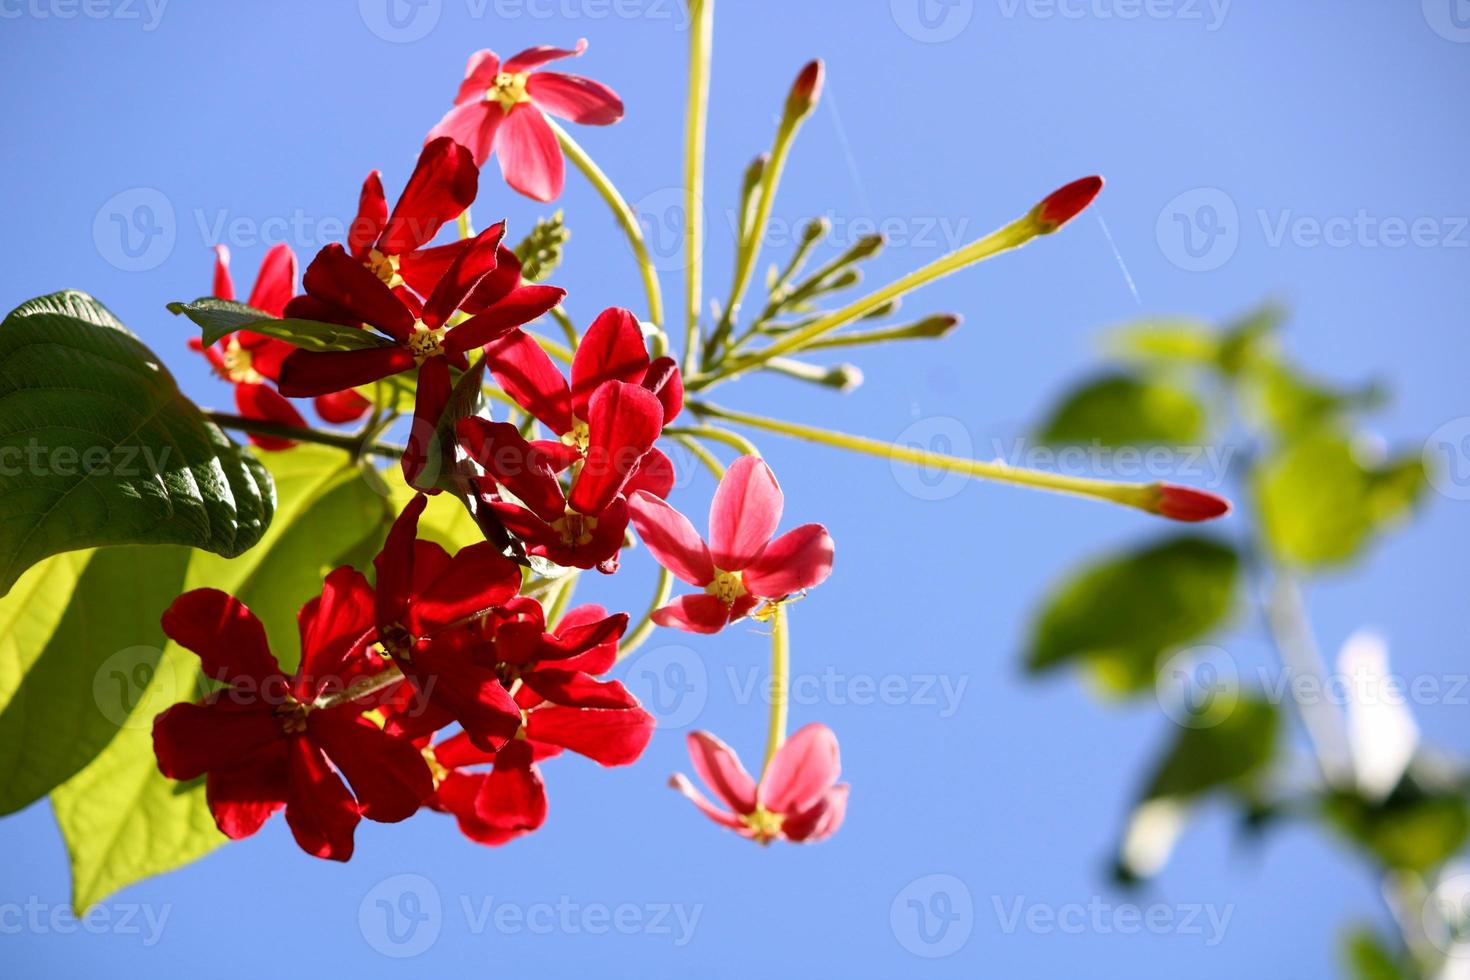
[443,284,566,354]
[527,71,624,125]
[301,242,415,340]
[294,566,377,702]
[473,740,547,835]
[686,731,757,815]
[246,242,297,316]
[641,356,683,424]
[709,455,783,571]
[781,784,849,843]
[524,703,654,766]
[758,722,840,816]
[153,699,280,780]
[421,222,506,329]
[315,389,372,424]
[669,772,746,832]
[457,418,568,522]
[160,589,283,686]
[349,170,388,259]
[277,346,415,399]
[627,491,714,587]
[568,381,664,516]
[212,245,235,301]
[374,494,428,629]
[521,670,639,709]
[455,49,502,104]
[496,104,564,203]
[409,543,523,635]
[740,524,834,599]
[234,383,305,452]
[310,708,433,823]
[403,356,452,489]
[570,307,649,419]
[482,328,573,433]
[504,38,587,73]
[650,593,730,634]
[426,101,504,169]
[380,137,479,255]
[283,738,359,861]
[205,746,288,839]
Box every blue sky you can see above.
[2,1,1468,976]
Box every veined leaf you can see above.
[0,291,274,596]
[168,297,393,352]
[1036,372,1207,449]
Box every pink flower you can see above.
[627,455,835,634]
[427,39,623,202]
[670,724,849,844]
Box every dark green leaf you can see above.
[1036,373,1207,448]
[1341,927,1407,980]
[168,297,393,352]
[1325,777,1470,874]
[0,291,274,596]
[1026,536,1239,694]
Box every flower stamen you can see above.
[487,71,532,113]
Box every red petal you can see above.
[460,247,524,313]
[212,245,235,301]
[650,594,731,634]
[246,242,297,316]
[504,39,588,73]
[624,446,675,500]
[568,381,663,515]
[741,524,834,599]
[283,739,359,861]
[641,356,683,424]
[521,670,639,709]
[570,307,649,419]
[349,171,388,259]
[473,741,547,834]
[246,338,293,382]
[315,389,372,424]
[527,71,624,125]
[380,137,479,255]
[496,104,564,203]
[421,222,506,329]
[482,328,573,432]
[627,491,714,587]
[758,722,840,816]
[205,746,288,839]
[427,101,504,169]
[301,243,415,340]
[153,699,280,780]
[525,704,654,766]
[708,455,783,572]
[310,708,432,823]
[294,566,377,702]
[403,356,452,489]
[161,589,283,687]
[234,383,305,452]
[457,418,568,522]
[1154,483,1231,522]
[782,784,848,843]
[686,731,757,815]
[374,494,428,629]
[277,346,414,398]
[445,285,566,354]
[409,543,522,635]
[1034,175,1104,233]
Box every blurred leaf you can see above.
[1255,434,1424,567]
[51,446,395,911]
[0,545,189,815]
[1325,777,1470,874]
[1341,927,1407,980]
[1216,302,1286,377]
[168,298,393,351]
[0,291,274,596]
[1025,536,1240,694]
[1036,373,1207,448]
[1244,360,1384,438]
[1106,317,1219,366]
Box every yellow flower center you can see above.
[553,509,598,548]
[366,248,404,289]
[560,418,591,454]
[421,746,449,787]
[220,337,263,384]
[742,805,783,844]
[274,698,310,736]
[706,569,747,606]
[407,321,447,363]
[487,71,532,112]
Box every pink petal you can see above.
[781,784,849,843]
[709,455,783,572]
[496,104,564,203]
[627,490,714,587]
[686,731,757,815]
[527,71,623,125]
[212,245,235,301]
[758,722,841,816]
[504,38,587,73]
[427,100,505,170]
[740,524,834,599]
[669,773,747,832]
[455,49,502,105]
[650,593,731,635]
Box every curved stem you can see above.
[668,432,726,480]
[617,567,674,662]
[663,423,759,458]
[761,603,790,775]
[549,119,666,347]
[206,411,404,459]
[682,0,714,373]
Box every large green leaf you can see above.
[167,297,394,352]
[1026,535,1239,694]
[1255,434,1424,567]
[1036,372,1207,448]
[0,545,190,815]
[51,446,395,910]
[1324,776,1470,874]
[0,291,275,596]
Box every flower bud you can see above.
[1148,483,1231,522]
[1030,176,1104,234]
[785,60,825,121]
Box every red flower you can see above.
[427,40,623,202]
[372,494,527,751]
[670,724,849,844]
[151,572,433,861]
[457,379,664,571]
[627,455,835,633]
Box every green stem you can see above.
[550,119,666,346]
[692,215,1039,390]
[457,208,473,240]
[663,423,760,457]
[669,432,727,479]
[682,0,714,374]
[762,603,790,775]
[550,307,580,351]
[206,412,403,459]
[617,567,674,662]
[690,402,1164,514]
[315,663,404,710]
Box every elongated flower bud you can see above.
[785,60,825,121]
[1030,176,1104,234]
[1146,483,1231,522]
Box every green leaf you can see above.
[1341,927,1407,980]
[1036,373,1207,448]
[50,446,396,910]
[1243,360,1384,438]
[1105,316,1220,366]
[0,545,190,815]
[1324,777,1470,874]
[1025,536,1239,694]
[167,297,394,352]
[0,291,275,596]
[1255,434,1424,567]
